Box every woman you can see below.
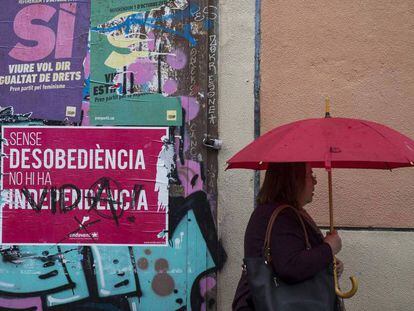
[233,162,343,310]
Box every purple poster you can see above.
[0,0,90,122]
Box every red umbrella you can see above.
[227,103,414,298]
[227,116,414,170]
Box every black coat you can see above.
[244,203,333,284]
[233,203,334,310]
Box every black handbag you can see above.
[243,205,340,311]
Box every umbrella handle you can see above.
[328,170,358,298]
[333,257,359,299]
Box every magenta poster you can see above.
[1,126,171,245]
[0,0,89,122]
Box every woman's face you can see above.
[298,163,317,207]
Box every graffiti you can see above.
[192,5,217,22]
[16,177,145,217]
[0,106,78,127]
[0,0,222,309]
[92,35,188,99]
[189,122,199,160]
[0,106,32,124]
[189,47,198,96]
[176,158,203,197]
[0,190,226,310]
[92,7,196,47]
[207,34,217,125]
[204,2,219,265]
[89,1,215,101]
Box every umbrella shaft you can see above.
[328,170,334,232]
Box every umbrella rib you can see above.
[267,122,302,163]
[359,121,411,165]
[384,161,392,171]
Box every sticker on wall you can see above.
[0,0,90,122]
[90,93,182,125]
[89,0,189,126]
[0,126,171,245]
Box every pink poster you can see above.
[1,126,171,245]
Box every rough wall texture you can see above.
[260,0,414,228]
[216,0,256,310]
[259,0,414,309]
[330,230,414,310]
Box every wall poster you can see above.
[1,126,171,245]
[89,0,185,126]
[0,0,90,122]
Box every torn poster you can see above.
[89,0,187,126]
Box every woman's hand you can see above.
[324,230,342,255]
[335,258,344,278]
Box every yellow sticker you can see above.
[166,110,177,121]
[66,106,76,117]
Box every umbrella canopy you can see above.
[227,117,414,170]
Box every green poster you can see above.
[90,0,186,126]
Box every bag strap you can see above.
[264,205,311,264]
